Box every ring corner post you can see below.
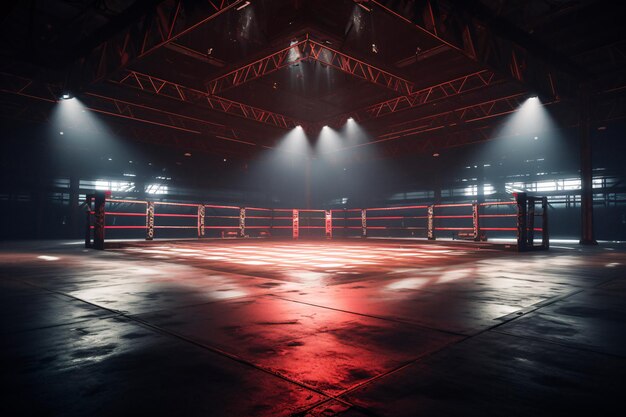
[93,191,107,250]
[515,192,528,251]
[85,194,94,249]
[527,197,536,249]
[542,196,550,250]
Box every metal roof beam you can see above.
[72,0,246,89]
[371,0,583,100]
[114,70,304,130]
[206,35,418,96]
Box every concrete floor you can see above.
[1,239,625,416]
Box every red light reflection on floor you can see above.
[119,241,480,274]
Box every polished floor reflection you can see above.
[1,239,625,416]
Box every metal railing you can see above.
[85,192,548,251]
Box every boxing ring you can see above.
[85,192,548,252]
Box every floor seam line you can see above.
[271,295,466,337]
[491,328,626,359]
[14,277,357,410]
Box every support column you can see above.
[579,85,597,245]
[527,197,536,247]
[542,197,550,249]
[69,174,80,238]
[85,194,93,248]
[305,158,312,209]
[477,165,485,205]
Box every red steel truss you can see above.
[74,0,246,86]
[114,70,304,130]
[306,39,416,95]
[0,72,266,149]
[207,39,309,95]
[325,93,533,155]
[363,70,499,119]
[315,69,502,129]
[206,36,417,96]
[375,93,532,142]
[370,0,581,100]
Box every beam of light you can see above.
[287,39,303,64]
[51,97,117,140]
[477,96,568,186]
[315,125,342,154]
[236,1,258,41]
[50,97,136,174]
[341,117,370,146]
[238,125,312,207]
[276,125,311,156]
[346,3,367,37]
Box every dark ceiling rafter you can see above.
[3,0,623,162]
[72,0,247,89]
[369,0,583,100]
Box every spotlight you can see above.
[322,125,329,129]
[432,152,440,157]
[59,131,64,135]
[296,125,302,129]
[184,152,192,157]
[347,117,354,121]
[371,43,378,53]
[60,92,73,100]
[236,1,250,11]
